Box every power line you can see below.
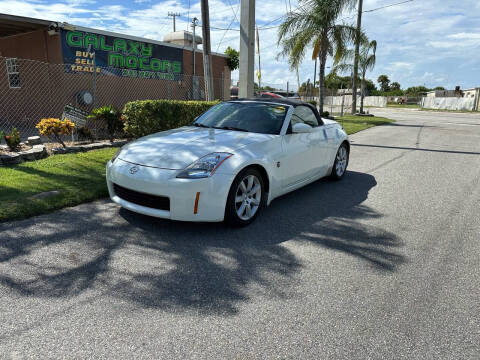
[226,0,240,23]
[258,15,285,29]
[212,0,416,33]
[216,1,240,51]
[363,0,415,13]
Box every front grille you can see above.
[113,183,170,211]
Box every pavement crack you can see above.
[364,149,414,174]
[416,123,426,148]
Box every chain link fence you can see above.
[230,79,357,116]
[0,56,226,141]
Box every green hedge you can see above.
[122,100,219,138]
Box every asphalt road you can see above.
[1,108,479,359]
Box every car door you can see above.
[280,105,329,191]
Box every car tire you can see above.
[331,142,349,180]
[225,168,265,227]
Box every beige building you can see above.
[463,87,480,99]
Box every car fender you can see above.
[215,138,282,205]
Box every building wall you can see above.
[0,30,231,138]
[324,96,387,108]
[182,48,230,100]
[421,96,477,111]
[427,90,463,98]
[0,29,62,63]
[463,88,479,99]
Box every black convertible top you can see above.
[231,97,308,107]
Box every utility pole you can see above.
[191,17,199,99]
[351,0,363,114]
[256,25,261,89]
[168,12,180,32]
[200,0,214,100]
[191,17,198,76]
[86,44,97,109]
[239,0,255,98]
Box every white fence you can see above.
[324,96,387,108]
[421,96,479,111]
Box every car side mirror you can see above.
[292,123,313,134]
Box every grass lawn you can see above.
[336,115,394,135]
[0,147,118,222]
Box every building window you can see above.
[6,58,20,89]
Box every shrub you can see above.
[4,128,21,151]
[36,118,75,148]
[307,100,317,107]
[77,126,95,143]
[122,100,219,138]
[224,46,239,71]
[88,105,122,142]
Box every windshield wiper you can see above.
[193,123,211,128]
[214,126,249,132]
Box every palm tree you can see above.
[278,35,304,95]
[333,39,376,114]
[278,0,357,114]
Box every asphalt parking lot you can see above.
[1,108,479,359]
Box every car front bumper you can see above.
[106,159,234,222]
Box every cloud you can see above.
[448,32,480,39]
[0,0,479,89]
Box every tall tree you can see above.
[278,0,356,115]
[377,75,390,92]
[333,39,377,113]
[390,81,401,91]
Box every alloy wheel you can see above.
[235,175,262,221]
[335,146,348,177]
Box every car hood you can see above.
[118,127,276,169]
[323,118,340,127]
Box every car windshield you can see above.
[193,102,288,135]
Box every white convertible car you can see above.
[106,99,350,226]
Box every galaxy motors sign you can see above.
[60,29,183,80]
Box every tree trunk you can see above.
[54,132,66,148]
[318,47,328,116]
[360,74,366,114]
[313,57,317,103]
[318,55,325,115]
[296,64,300,95]
[318,31,329,116]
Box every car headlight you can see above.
[177,152,233,179]
[111,148,122,163]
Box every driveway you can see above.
[1,108,479,359]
